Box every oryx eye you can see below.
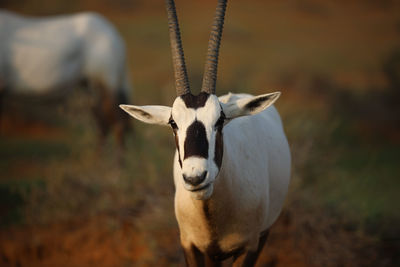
[169,118,178,130]
[214,114,225,129]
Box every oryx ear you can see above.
[221,92,281,119]
[119,105,171,126]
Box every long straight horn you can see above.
[165,0,190,96]
[201,0,227,94]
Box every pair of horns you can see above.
[165,0,227,96]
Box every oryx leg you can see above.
[183,245,222,267]
[91,83,114,150]
[91,83,132,164]
[232,230,269,267]
[183,245,205,267]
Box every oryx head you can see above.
[120,0,280,200]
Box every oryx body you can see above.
[173,93,291,262]
[0,10,132,146]
[121,0,291,265]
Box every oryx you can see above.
[0,10,132,148]
[120,0,291,265]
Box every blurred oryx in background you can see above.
[0,10,132,150]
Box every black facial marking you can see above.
[214,111,225,129]
[173,131,183,167]
[244,95,271,112]
[169,115,182,167]
[184,120,209,159]
[181,92,210,109]
[214,128,223,169]
[213,111,225,169]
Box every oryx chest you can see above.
[173,146,270,255]
[174,186,257,255]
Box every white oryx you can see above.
[121,0,291,266]
[0,10,132,147]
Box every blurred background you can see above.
[0,0,399,266]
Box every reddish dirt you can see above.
[0,217,154,267]
[0,206,381,267]
[0,115,64,140]
[257,209,379,267]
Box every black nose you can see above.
[183,171,207,186]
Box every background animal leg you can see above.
[116,89,133,151]
[232,230,269,267]
[91,91,112,153]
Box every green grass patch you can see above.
[0,178,46,226]
[289,112,400,237]
[0,137,71,161]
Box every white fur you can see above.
[120,105,171,126]
[0,10,131,98]
[121,92,291,257]
[221,92,281,119]
[174,93,291,253]
[171,95,222,196]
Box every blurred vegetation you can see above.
[0,0,399,266]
